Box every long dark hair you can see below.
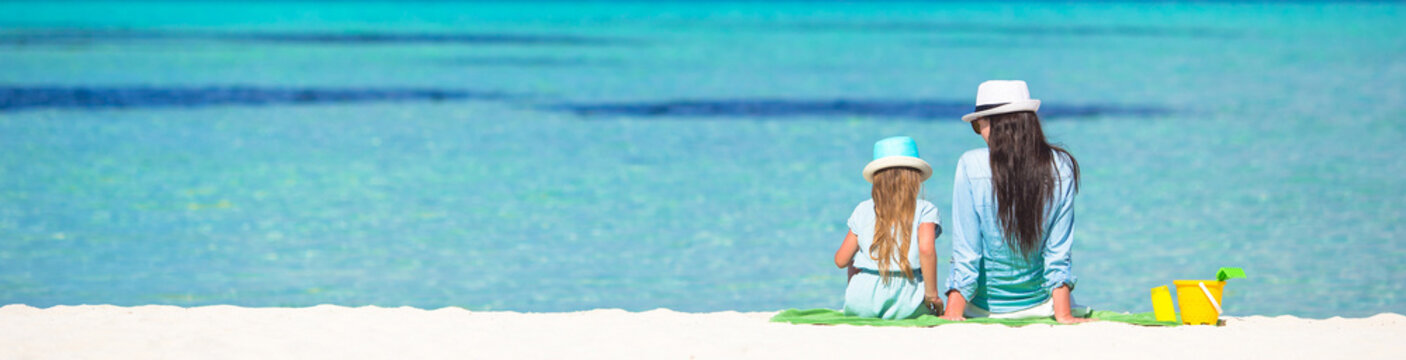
[986,111,1080,258]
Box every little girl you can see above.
[833,136,942,319]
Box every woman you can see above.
[941,80,1092,324]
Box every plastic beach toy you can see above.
[1169,267,1246,325]
[1216,267,1247,282]
[1150,286,1176,322]
[1173,280,1224,325]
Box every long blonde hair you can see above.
[870,167,922,284]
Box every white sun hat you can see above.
[862,136,932,183]
[960,80,1042,123]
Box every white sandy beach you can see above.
[2,304,1403,359]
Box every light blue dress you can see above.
[843,199,941,319]
[946,148,1079,314]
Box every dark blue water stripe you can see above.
[737,21,1243,39]
[543,99,1171,120]
[0,86,507,112]
[438,56,621,67]
[0,30,636,46]
[230,32,630,45]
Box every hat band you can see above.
[973,102,1009,112]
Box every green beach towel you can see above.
[770,309,1179,327]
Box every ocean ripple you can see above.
[0,86,507,112]
[0,29,635,46]
[543,99,1172,120]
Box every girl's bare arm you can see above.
[917,223,941,309]
[834,230,859,268]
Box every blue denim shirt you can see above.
[946,148,1078,313]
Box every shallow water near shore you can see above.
[1,1,1403,318]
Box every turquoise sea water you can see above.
[1,1,1403,318]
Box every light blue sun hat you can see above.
[862,136,932,183]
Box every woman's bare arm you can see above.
[942,290,967,321]
[1052,285,1092,324]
